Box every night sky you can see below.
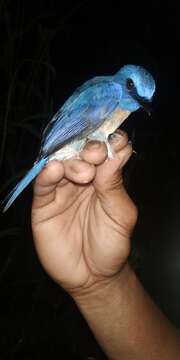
[0,1,180,359]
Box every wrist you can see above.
[72,263,135,307]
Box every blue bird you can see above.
[3,64,156,212]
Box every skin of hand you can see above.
[32,134,180,360]
[32,130,137,295]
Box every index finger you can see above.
[33,160,64,200]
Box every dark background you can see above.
[0,0,180,359]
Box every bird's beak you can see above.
[136,96,152,116]
[131,89,152,116]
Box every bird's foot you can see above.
[106,141,115,159]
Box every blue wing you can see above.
[40,77,122,156]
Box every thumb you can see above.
[93,131,137,234]
[94,131,133,192]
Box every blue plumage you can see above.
[41,80,122,155]
[3,64,156,212]
[3,158,48,212]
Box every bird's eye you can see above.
[126,78,135,90]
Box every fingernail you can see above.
[109,132,123,143]
[85,141,102,150]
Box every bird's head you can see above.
[114,65,156,113]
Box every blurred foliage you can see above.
[0,0,180,358]
[0,1,106,359]
[0,0,57,190]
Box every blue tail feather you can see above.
[3,157,48,212]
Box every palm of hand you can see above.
[32,135,137,293]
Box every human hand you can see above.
[32,131,137,295]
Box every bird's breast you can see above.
[100,107,130,135]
